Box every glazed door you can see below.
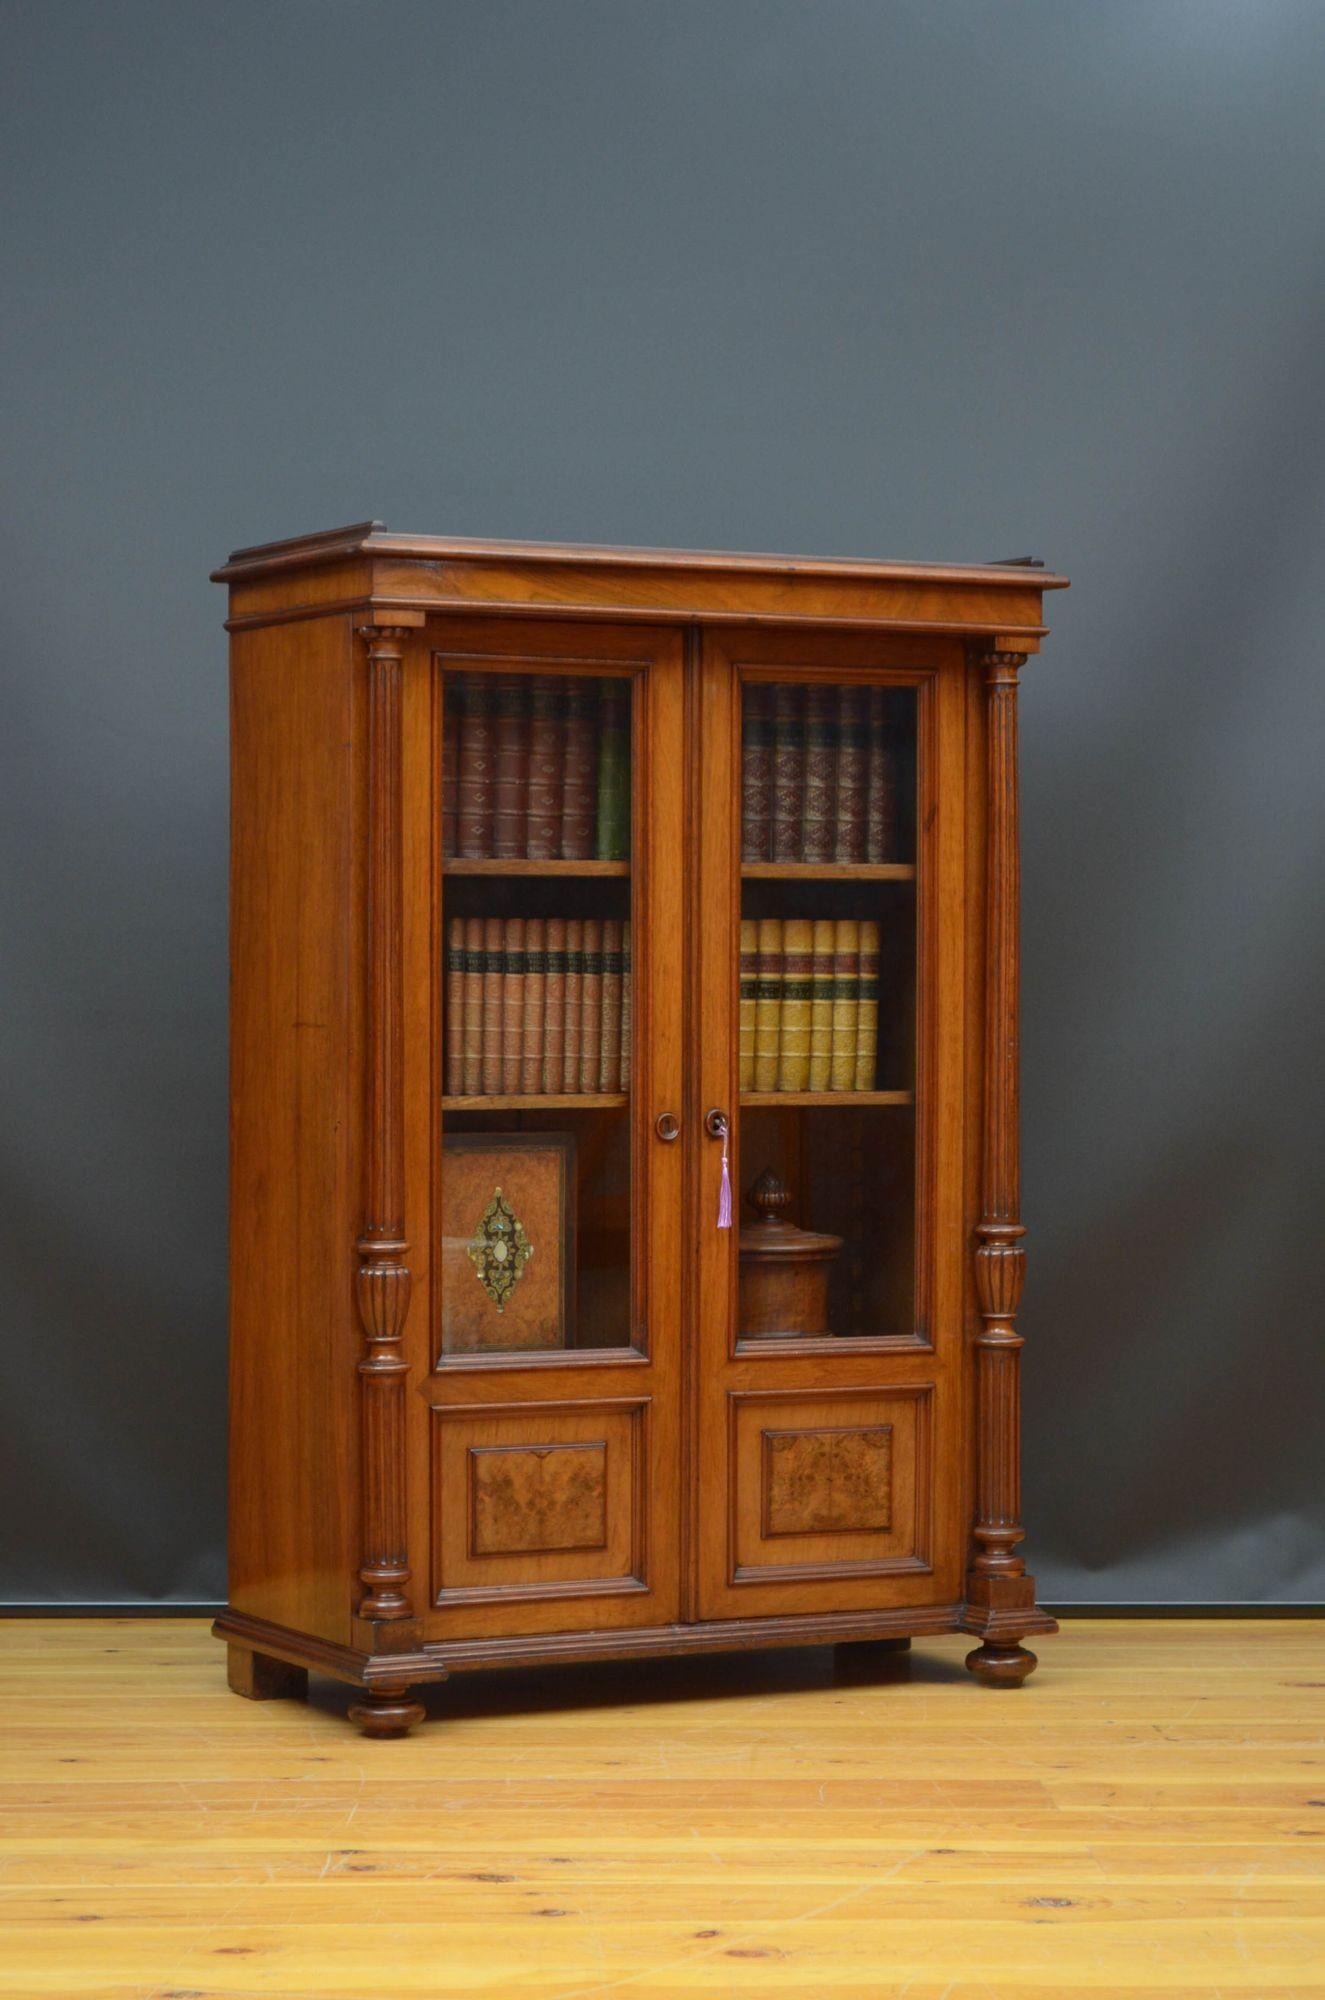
[422,621,684,1640]
[692,631,969,1622]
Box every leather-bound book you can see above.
[541,916,567,1093]
[492,676,531,858]
[481,916,505,1095]
[854,919,880,1091]
[829,918,860,1090]
[801,685,837,863]
[619,920,632,1088]
[595,681,631,860]
[808,916,835,1092]
[777,918,814,1091]
[753,917,783,1092]
[441,678,460,859]
[525,676,564,859]
[461,916,484,1095]
[501,918,526,1091]
[832,687,868,862]
[520,917,546,1094]
[865,686,897,863]
[771,684,804,862]
[444,915,466,1095]
[740,683,773,861]
[579,919,603,1094]
[560,682,597,859]
[599,919,623,1089]
[457,675,496,858]
[738,918,758,1090]
[563,918,584,1089]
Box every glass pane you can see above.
[439,666,636,1357]
[737,676,918,1343]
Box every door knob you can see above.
[654,1111,681,1142]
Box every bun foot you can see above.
[966,1640,1038,1688]
[349,1687,425,1738]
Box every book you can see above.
[600,919,623,1090]
[801,685,837,863]
[777,918,814,1091]
[561,683,597,859]
[457,676,496,858]
[525,676,564,860]
[461,916,484,1095]
[501,918,525,1092]
[542,917,567,1093]
[619,921,632,1088]
[579,919,603,1093]
[808,917,835,1091]
[595,681,631,860]
[854,920,880,1091]
[492,676,530,858]
[771,684,804,862]
[865,686,897,863]
[444,915,466,1094]
[738,918,758,1090]
[441,679,460,858]
[740,683,773,860]
[481,917,505,1094]
[521,917,546,1094]
[829,918,860,1089]
[753,917,783,1092]
[563,918,584,1089]
[832,688,868,862]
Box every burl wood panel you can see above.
[763,1425,893,1538]
[470,1442,608,1556]
[440,1135,573,1354]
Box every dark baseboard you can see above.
[2,1600,1321,1618]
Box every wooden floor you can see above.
[1,1619,1323,1997]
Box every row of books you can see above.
[442,674,630,863]
[742,683,901,864]
[444,916,631,1098]
[740,918,881,1093]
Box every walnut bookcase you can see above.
[213,525,1067,1736]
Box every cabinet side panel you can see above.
[229,616,359,1644]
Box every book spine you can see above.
[829,918,860,1089]
[753,917,783,1093]
[457,676,496,858]
[777,918,814,1091]
[481,916,504,1094]
[542,917,567,1093]
[579,919,603,1094]
[491,676,530,858]
[461,916,484,1095]
[771,684,804,862]
[525,676,564,860]
[740,683,773,861]
[521,917,546,1094]
[441,679,460,859]
[801,685,837,863]
[854,920,880,1091]
[599,919,623,1089]
[808,916,835,1092]
[619,921,632,1089]
[560,683,597,859]
[595,680,631,860]
[738,918,758,1090]
[444,915,466,1094]
[501,918,525,1092]
[563,919,584,1089]
[832,688,868,862]
[865,686,897,863]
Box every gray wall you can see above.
[3,0,1322,1605]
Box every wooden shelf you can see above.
[443,1092,629,1111]
[741,861,915,881]
[741,1090,914,1108]
[444,858,630,877]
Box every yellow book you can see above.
[738,919,758,1091]
[777,918,813,1091]
[808,917,835,1091]
[753,917,782,1092]
[829,918,859,1090]
[854,920,880,1090]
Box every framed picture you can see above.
[440,1132,576,1354]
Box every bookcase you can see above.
[213,525,1067,1735]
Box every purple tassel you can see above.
[717,1129,733,1229]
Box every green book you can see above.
[595,680,631,860]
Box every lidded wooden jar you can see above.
[738,1170,844,1339]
